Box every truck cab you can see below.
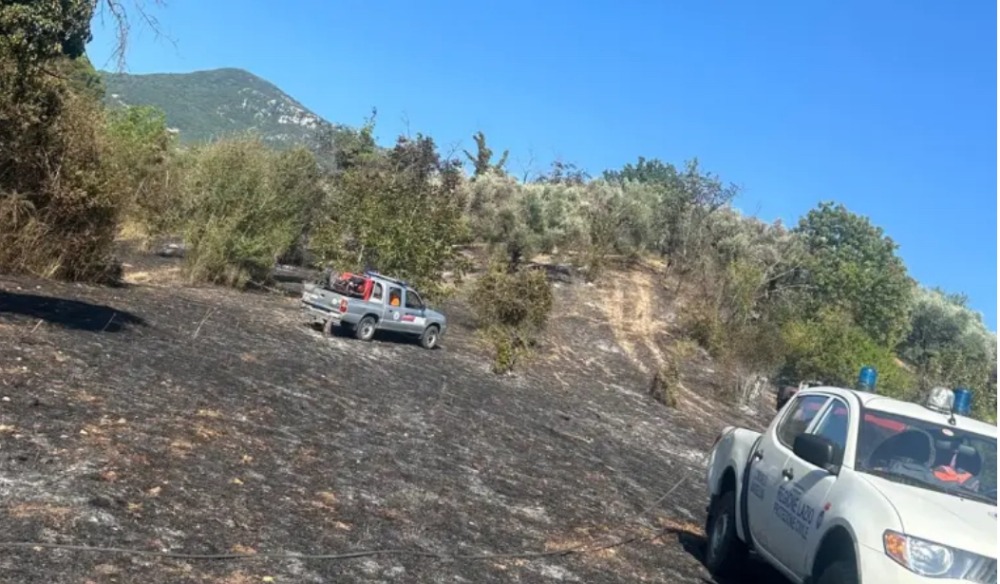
[705,386,997,584]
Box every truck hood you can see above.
[861,473,997,558]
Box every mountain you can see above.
[100,68,333,146]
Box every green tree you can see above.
[536,160,589,186]
[781,307,915,398]
[0,0,95,68]
[463,131,508,178]
[471,263,554,373]
[791,202,915,347]
[0,0,128,282]
[309,133,467,297]
[899,287,996,401]
[106,104,179,237]
[181,135,323,288]
[309,110,379,175]
[602,156,677,186]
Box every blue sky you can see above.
[87,0,998,329]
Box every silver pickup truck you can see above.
[301,270,447,349]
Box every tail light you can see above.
[339,299,348,313]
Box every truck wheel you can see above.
[815,560,858,584]
[419,325,440,350]
[322,318,335,337]
[704,489,746,577]
[355,316,376,342]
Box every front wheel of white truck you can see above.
[704,489,747,577]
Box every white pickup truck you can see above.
[704,385,997,584]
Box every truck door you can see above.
[383,286,405,331]
[399,289,429,333]
[746,394,829,554]
[769,396,849,579]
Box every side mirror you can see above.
[793,434,843,473]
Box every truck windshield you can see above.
[856,410,997,505]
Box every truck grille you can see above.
[965,557,997,584]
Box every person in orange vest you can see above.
[932,445,981,490]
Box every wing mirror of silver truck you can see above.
[793,434,844,474]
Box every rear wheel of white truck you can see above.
[704,489,747,577]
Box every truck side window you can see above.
[812,399,849,453]
[776,395,828,449]
[371,283,383,301]
[405,290,424,310]
[389,287,402,307]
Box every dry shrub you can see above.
[471,263,554,373]
[682,299,726,357]
[180,136,322,288]
[649,357,680,408]
[105,105,184,242]
[0,66,124,282]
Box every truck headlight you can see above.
[883,530,990,579]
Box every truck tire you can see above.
[355,316,377,342]
[815,560,858,584]
[704,489,747,577]
[419,325,440,350]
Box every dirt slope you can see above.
[0,255,786,584]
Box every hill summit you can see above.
[100,67,333,146]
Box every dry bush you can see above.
[105,105,184,243]
[682,299,726,358]
[0,71,124,282]
[649,357,681,408]
[180,136,322,288]
[470,263,554,374]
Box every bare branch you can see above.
[95,0,173,72]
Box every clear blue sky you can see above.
[87,0,998,329]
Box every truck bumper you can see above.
[302,302,341,326]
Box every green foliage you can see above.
[470,264,554,374]
[781,308,916,398]
[309,133,467,298]
[463,131,508,177]
[101,68,333,147]
[57,54,105,101]
[180,135,323,288]
[899,287,996,418]
[0,2,125,282]
[792,202,915,347]
[309,110,380,175]
[603,156,676,186]
[105,104,180,238]
[0,87,124,282]
[536,160,590,186]
[0,0,95,66]
[684,300,727,358]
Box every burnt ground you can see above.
[0,247,789,584]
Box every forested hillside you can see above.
[101,68,334,146]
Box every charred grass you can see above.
[0,248,785,583]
